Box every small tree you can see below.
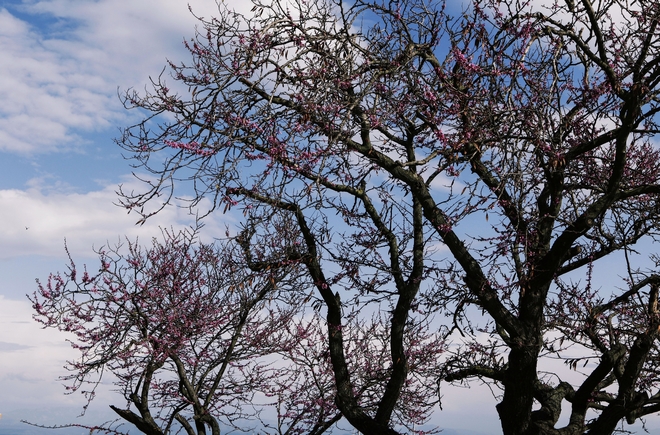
[111,0,660,433]
[31,229,301,435]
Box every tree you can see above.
[112,0,660,433]
[31,228,299,435]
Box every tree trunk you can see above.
[497,345,539,435]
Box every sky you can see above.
[0,1,657,435]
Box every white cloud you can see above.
[0,295,126,432]
[0,296,76,407]
[0,8,113,153]
[0,176,236,259]
[0,0,253,154]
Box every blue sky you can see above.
[0,1,657,434]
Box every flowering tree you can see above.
[114,0,660,434]
[30,229,302,435]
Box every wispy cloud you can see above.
[0,0,250,154]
